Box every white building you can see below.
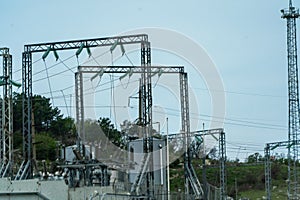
[128,138,168,197]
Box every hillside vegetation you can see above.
[169,158,289,199]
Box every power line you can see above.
[153,107,287,130]
[43,61,54,106]
[193,87,286,98]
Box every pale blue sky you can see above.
[0,0,293,160]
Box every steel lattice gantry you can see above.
[0,48,13,178]
[265,140,300,200]
[76,65,205,198]
[281,1,300,198]
[15,34,151,181]
[168,128,227,199]
[75,65,184,146]
[76,65,185,197]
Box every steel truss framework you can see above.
[16,34,151,181]
[75,65,184,146]
[0,48,13,178]
[76,65,204,198]
[76,65,183,197]
[265,140,300,200]
[168,128,227,199]
[281,1,300,199]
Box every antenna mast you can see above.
[281,0,300,198]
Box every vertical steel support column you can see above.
[0,48,9,170]
[8,54,13,177]
[0,48,14,178]
[0,54,6,166]
[180,72,203,198]
[265,144,271,200]
[25,51,32,179]
[2,54,13,177]
[141,42,154,198]
[281,3,300,198]
[180,72,190,195]
[180,72,193,196]
[17,51,33,180]
[75,71,84,156]
[219,131,227,200]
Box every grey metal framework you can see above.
[179,72,204,199]
[219,131,226,199]
[16,34,151,181]
[281,1,300,198]
[76,65,184,197]
[265,140,300,200]
[75,65,184,150]
[76,65,205,198]
[168,128,227,199]
[0,48,13,178]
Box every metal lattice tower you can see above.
[281,0,300,198]
[15,34,151,180]
[219,131,227,199]
[0,48,13,178]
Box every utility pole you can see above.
[281,0,300,198]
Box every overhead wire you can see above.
[14,47,287,104]
[149,107,287,131]
[119,53,135,89]
[124,52,135,66]
[80,49,110,65]
[160,107,287,130]
[110,51,118,129]
[58,57,75,73]
[193,87,286,98]
[13,45,289,141]
[13,57,43,74]
[60,90,70,117]
[43,61,55,106]
[34,54,76,77]
[38,73,287,132]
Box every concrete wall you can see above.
[0,178,118,200]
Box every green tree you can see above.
[13,93,62,133]
[98,117,123,147]
[247,152,263,163]
[50,116,76,146]
[12,92,76,160]
[35,133,57,161]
